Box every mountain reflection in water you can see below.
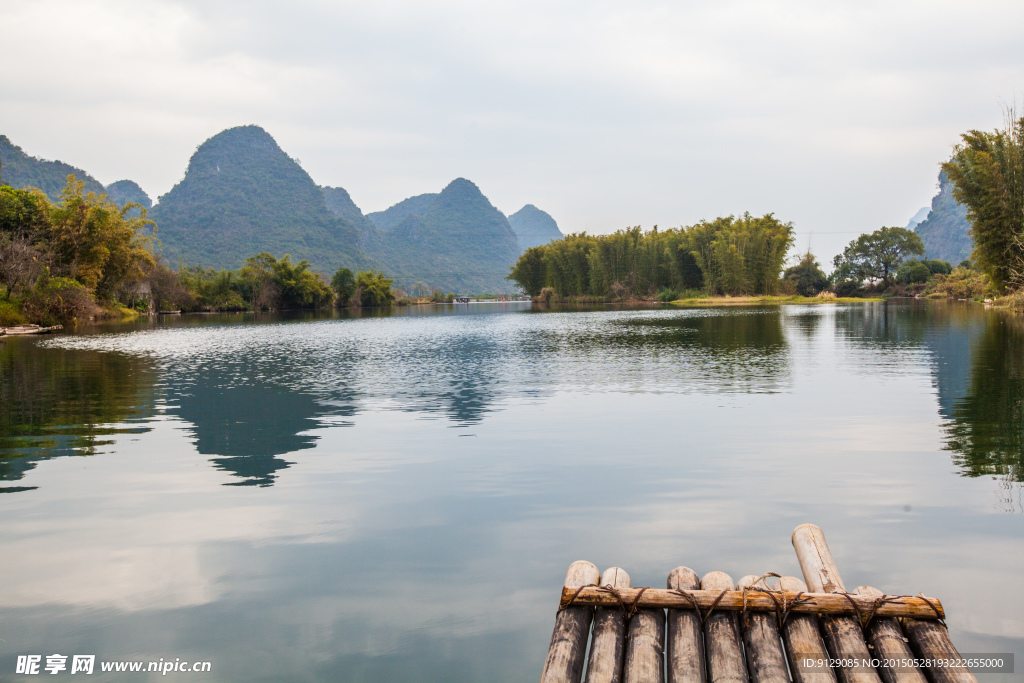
[0,303,1020,495]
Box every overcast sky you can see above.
[2,0,1021,262]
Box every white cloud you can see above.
[1,0,1021,259]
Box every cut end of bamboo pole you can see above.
[565,561,600,589]
[700,570,736,591]
[777,576,808,593]
[736,575,762,590]
[667,566,700,590]
[600,566,631,589]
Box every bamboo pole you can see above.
[623,592,665,683]
[778,576,837,683]
[586,567,631,683]
[556,587,943,620]
[701,571,748,683]
[736,575,788,683]
[541,561,600,683]
[852,586,927,683]
[902,617,978,683]
[792,524,881,683]
[666,566,706,683]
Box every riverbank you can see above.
[669,294,884,307]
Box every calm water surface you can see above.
[0,302,1021,681]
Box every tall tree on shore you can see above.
[507,246,547,296]
[832,226,924,287]
[331,267,357,306]
[942,110,1024,290]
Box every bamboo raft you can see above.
[540,524,978,683]
[0,324,62,336]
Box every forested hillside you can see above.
[368,179,522,293]
[0,135,105,200]
[914,171,972,264]
[150,126,370,273]
[508,204,563,249]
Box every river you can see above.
[0,302,1021,681]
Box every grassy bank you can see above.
[669,294,884,307]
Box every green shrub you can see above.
[783,252,829,296]
[21,271,94,325]
[929,267,990,299]
[0,300,27,326]
[896,259,931,284]
[923,259,953,275]
[657,287,679,302]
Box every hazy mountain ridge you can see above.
[366,193,438,232]
[906,206,929,231]
[508,204,563,250]
[914,171,972,264]
[106,179,152,209]
[0,134,106,200]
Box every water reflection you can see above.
[943,313,1024,484]
[0,338,156,492]
[5,303,1022,495]
[169,374,329,487]
[1,303,1023,683]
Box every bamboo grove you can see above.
[508,213,795,299]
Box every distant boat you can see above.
[455,297,470,303]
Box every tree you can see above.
[240,253,280,310]
[45,175,155,301]
[331,267,357,306]
[240,253,332,309]
[896,259,931,284]
[923,259,952,275]
[942,111,1024,290]
[783,252,828,296]
[506,215,792,299]
[0,185,50,239]
[0,186,50,297]
[355,271,395,306]
[271,255,332,308]
[507,245,546,295]
[832,226,924,287]
[687,213,794,295]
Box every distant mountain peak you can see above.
[442,177,479,192]
[150,124,368,272]
[105,179,152,210]
[508,204,563,250]
[365,178,521,293]
[906,206,929,230]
